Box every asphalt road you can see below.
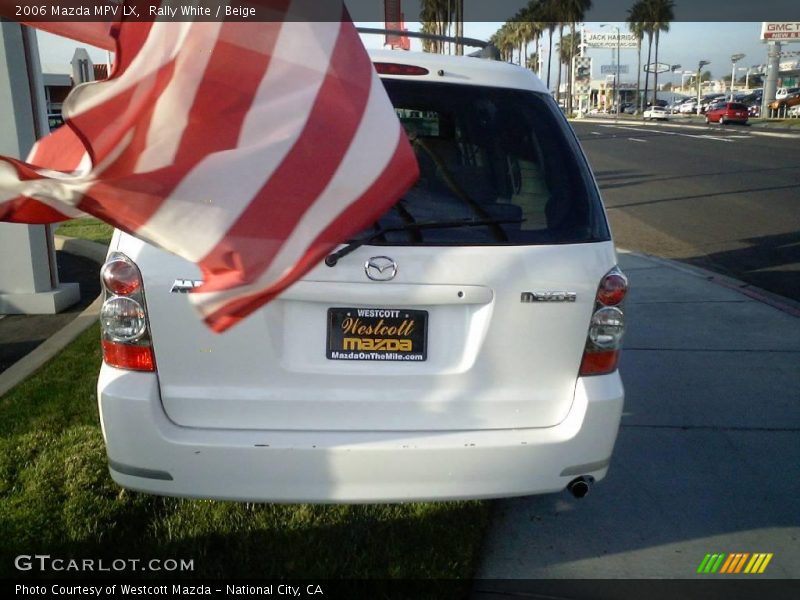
[572,119,800,301]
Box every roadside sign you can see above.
[761,22,800,42]
[644,62,672,74]
[601,65,629,74]
[573,55,592,95]
[583,30,639,49]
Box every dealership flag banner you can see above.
[0,0,419,332]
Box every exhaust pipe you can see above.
[567,476,593,499]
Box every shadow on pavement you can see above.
[0,252,100,374]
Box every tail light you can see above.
[99,253,155,371]
[580,266,628,376]
[373,63,429,76]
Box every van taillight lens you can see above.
[580,266,628,377]
[101,259,141,295]
[100,253,155,372]
[101,340,154,372]
[373,63,429,76]
[597,270,628,306]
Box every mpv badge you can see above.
[365,256,397,281]
[521,291,577,303]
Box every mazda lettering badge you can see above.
[365,256,397,281]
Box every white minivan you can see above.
[97,49,626,502]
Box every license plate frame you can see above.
[326,307,428,361]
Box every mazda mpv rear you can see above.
[97,50,626,502]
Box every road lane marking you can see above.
[598,123,744,142]
[698,135,735,142]
[590,131,602,135]
[749,131,800,139]
[628,138,647,143]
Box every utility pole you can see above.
[762,42,781,118]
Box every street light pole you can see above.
[730,53,745,101]
[696,59,710,116]
[681,71,693,92]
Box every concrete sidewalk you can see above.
[475,251,800,583]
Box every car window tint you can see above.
[363,79,609,246]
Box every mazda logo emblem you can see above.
[365,256,397,281]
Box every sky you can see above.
[37,22,781,83]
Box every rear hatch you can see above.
[133,76,615,432]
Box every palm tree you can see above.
[527,51,540,71]
[648,0,675,103]
[453,0,464,56]
[491,4,544,69]
[558,0,591,114]
[531,0,559,91]
[626,6,647,112]
[420,0,452,54]
[558,31,582,108]
[628,0,654,110]
[491,24,515,63]
[555,24,565,103]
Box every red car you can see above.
[705,102,749,124]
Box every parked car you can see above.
[787,105,800,117]
[679,100,698,114]
[643,106,669,120]
[97,49,627,502]
[769,92,800,111]
[705,102,750,124]
[748,103,762,118]
[669,98,690,114]
[705,99,728,113]
[775,87,800,100]
[699,94,726,114]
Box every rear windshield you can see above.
[360,79,609,246]
[729,103,747,110]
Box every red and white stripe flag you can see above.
[0,1,418,332]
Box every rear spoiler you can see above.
[355,28,501,61]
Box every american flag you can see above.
[0,1,418,332]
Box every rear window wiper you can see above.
[324,217,523,267]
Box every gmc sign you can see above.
[761,22,800,41]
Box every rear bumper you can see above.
[98,366,624,502]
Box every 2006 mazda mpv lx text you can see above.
[97,47,627,502]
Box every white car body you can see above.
[776,87,799,100]
[679,101,697,114]
[97,50,625,502]
[643,106,669,120]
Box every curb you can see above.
[618,249,800,318]
[54,235,109,263]
[0,238,108,398]
[573,117,800,136]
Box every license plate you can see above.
[327,308,427,361]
